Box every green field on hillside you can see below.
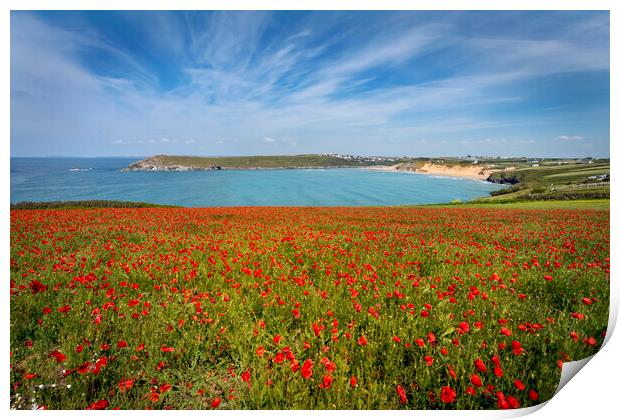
[430,199,610,211]
[481,162,609,202]
[153,154,400,168]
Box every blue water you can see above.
[10,157,502,207]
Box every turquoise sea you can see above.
[10,157,502,207]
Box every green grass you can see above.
[489,163,609,185]
[543,167,610,179]
[429,199,609,210]
[10,200,178,210]
[484,162,609,202]
[149,154,402,168]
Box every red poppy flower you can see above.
[350,375,358,388]
[256,346,265,358]
[274,352,285,364]
[500,327,512,336]
[474,358,487,373]
[29,280,47,294]
[301,359,313,379]
[86,399,109,410]
[78,362,91,374]
[447,365,457,379]
[514,379,525,391]
[507,395,520,409]
[496,392,509,409]
[211,398,221,408]
[396,384,407,404]
[441,386,457,403]
[320,357,336,373]
[584,336,597,346]
[471,374,483,387]
[119,379,134,392]
[49,350,66,363]
[319,374,333,389]
[241,370,251,383]
[357,335,368,346]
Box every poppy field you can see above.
[9,206,610,410]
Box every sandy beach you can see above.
[364,163,496,180]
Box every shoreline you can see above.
[123,164,494,181]
[121,155,506,182]
[362,164,494,181]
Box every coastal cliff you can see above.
[412,162,497,180]
[123,156,221,172]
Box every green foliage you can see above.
[10,200,177,210]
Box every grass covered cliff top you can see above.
[131,154,406,168]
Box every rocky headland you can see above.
[122,156,221,172]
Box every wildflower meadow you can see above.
[10,206,609,409]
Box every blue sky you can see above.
[10,10,610,157]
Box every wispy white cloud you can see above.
[186,11,272,70]
[321,25,443,78]
[556,135,585,141]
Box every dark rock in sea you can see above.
[486,174,521,185]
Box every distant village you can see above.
[320,153,598,166]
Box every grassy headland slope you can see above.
[481,160,610,202]
[124,154,406,170]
